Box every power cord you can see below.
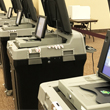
[86,45,96,74]
[92,53,95,74]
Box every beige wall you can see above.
[4,0,12,10]
[38,0,110,30]
[38,0,44,15]
[66,0,110,29]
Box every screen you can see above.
[36,18,45,38]
[35,16,47,39]
[98,31,110,81]
[102,46,110,77]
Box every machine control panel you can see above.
[29,48,41,54]
[8,30,17,33]
[47,45,64,50]
[28,45,64,54]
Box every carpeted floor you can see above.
[0,34,105,110]
[0,67,15,110]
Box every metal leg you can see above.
[90,22,94,42]
[4,89,13,96]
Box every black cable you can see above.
[92,52,95,74]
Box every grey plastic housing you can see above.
[7,30,86,66]
[38,74,110,110]
[38,80,73,110]
[58,74,110,110]
[0,18,36,40]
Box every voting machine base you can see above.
[0,37,12,92]
[0,27,35,94]
[0,41,1,65]
[7,51,86,109]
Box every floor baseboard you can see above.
[91,29,110,33]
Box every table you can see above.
[70,19,98,31]
[70,19,98,41]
